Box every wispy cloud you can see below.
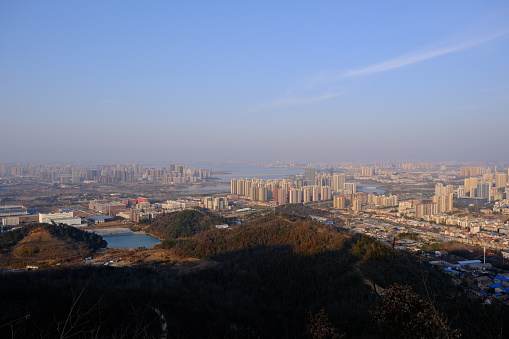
[252,29,508,113]
[342,30,509,78]
[254,91,344,112]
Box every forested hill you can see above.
[166,214,347,258]
[0,223,106,268]
[0,223,106,251]
[146,208,227,240]
[160,212,509,338]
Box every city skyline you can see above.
[1,1,509,163]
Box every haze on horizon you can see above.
[1,1,508,164]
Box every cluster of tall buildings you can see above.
[0,163,212,184]
[458,172,508,204]
[203,197,229,211]
[230,176,337,204]
[412,174,509,218]
[229,170,396,208]
[333,193,398,211]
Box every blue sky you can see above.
[1,1,508,164]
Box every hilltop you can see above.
[0,223,106,268]
[145,208,228,240]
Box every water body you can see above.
[205,165,302,181]
[357,185,385,194]
[173,185,231,192]
[103,234,161,249]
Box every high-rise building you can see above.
[415,203,438,218]
[331,173,346,193]
[203,197,228,210]
[276,188,287,205]
[289,188,302,204]
[435,183,453,196]
[302,186,312,203]
[457,186,465,197]
[344,182,356,195]
[203,197,214,209]
[361,167,374,177]
[483,173,494,184]
[304,168,316,186]
[320,185,331,201]
[312,185,321,201]
[464,178,478,196]
[352,198,362,211]
[230,179,238,195]
[257,187,268,202]
[433,193,454,213]
[213,197,228,210]
[496,173,507,188]
[460,166,482,177]
[333,195,347,209]
[476,181,491,201]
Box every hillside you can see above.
[146,208,227,240]
[1,214,509,338]
[0,223,106,268]
[166,215,347,258]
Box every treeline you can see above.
[274,203,330,220]
[0,223,106,251]
[147,208,227,240]
[0,225,32,250]
[46,223,107,251]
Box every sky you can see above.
[1,1,509,164]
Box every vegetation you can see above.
[0,226,31,250]
[166,214,347,258]
[146,208,227,241]
[13,245,40,257]
[2,213,509,338]
[274,203,330,220]
[397,232,422,241]
[0,223,106,251]
[371,284,460,339]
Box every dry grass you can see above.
[0,228,90,269]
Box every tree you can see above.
[306,309,345,339]
[371,284,460,339]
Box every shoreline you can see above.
[90,228,142,236]
[89,228,164,242]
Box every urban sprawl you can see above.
[2,161,509,300]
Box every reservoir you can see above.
[103,234,161,249]
[357,185,385,194]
